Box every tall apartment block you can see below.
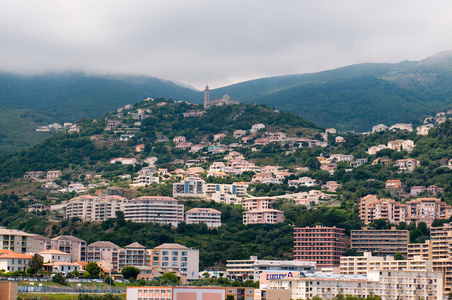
[293,226,345,267]
[350,227,409,256]
[406,222,452,295]
[124,196,184,226]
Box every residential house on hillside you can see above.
[250,124,265,133]
[47,170,63,180]
[385,179,402,190]
[110,157,137,165]
[416,124,434,135]
[394,158,420,172]
[372,124,388,132]
[390,123,413,132]
[233,130,246,139]
[411,186,426,196]
[173,136,186,143]
[24,171,45,179]
[288,177,317,187]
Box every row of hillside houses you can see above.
[360,194,452,228]
[66,195,221,228]
[372,123,413,133]
[0,228,199,281]
[367,139,415,155]
[24,170,62,180]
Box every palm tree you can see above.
[28,254,43,275]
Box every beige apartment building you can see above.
[124,196,184,226]
[407,222,452,295]
[242,197,277,211]
[149,243,199,282]
[350,227,409,256]
[118,242,147,271]
[50,235,86,262]
[340,252,433,275]
[0,228,37,253]
[86,241,120,271]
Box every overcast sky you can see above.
[1,1,452,90]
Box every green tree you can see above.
[85,262,102,278]
[394,251,406,260]
[225,295,235,300]
[53,272,67,285]
[121,266,141,280]
[158,272,179,285]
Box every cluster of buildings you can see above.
[367,139,415,155]
[66,195,221,228]
[0,228,199,282]
[360,194,452,228]
[35,122,79,133]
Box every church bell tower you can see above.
[204,85,210,109]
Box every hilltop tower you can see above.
[204,85,210,109]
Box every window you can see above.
[181,257,187,261]
[153,256,159,261]
[181,263,187,267]
[162,257,168,261]
[162,262,168,267]
[172,257,178,261]
[172,251,178,256]
[162,251,168,255]
[153,251,159,255]
[171,262,178,267]
[181,251,187,256]
[153,262,159,266]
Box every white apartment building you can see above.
[263,270,442,300]
[131,174,160,187]
[0,250,32,272]
[226,256,315,282]
[150,243,199,281]
[124,196,184,227]
[340,252,433,275]
[173,177,206,198]
[38,249,71,263]
[185,208,222,228]
[66,195,129,221]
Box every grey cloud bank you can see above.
[1,0,452,89]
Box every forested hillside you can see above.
[0,95,450,267]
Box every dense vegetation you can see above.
[0,97,450,270]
